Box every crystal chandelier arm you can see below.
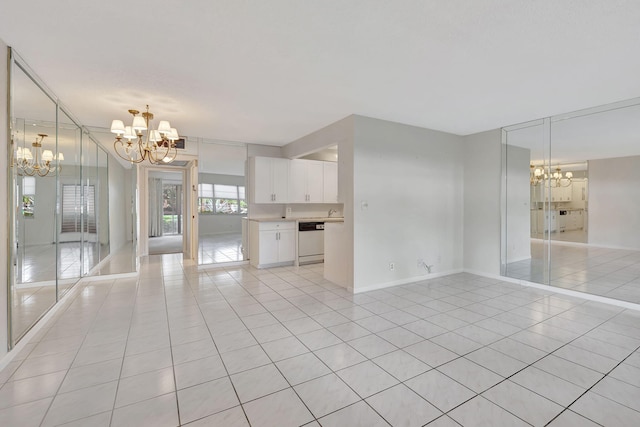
[114,138,145,164]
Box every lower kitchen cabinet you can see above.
[249,221,296,268]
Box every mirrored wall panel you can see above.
[10,61,59,339]
[502,98,640,304]
[8,50,118,345]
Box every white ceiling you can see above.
[2,1,640,146]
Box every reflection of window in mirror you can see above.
[22,177,36,217]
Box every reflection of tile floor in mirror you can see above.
[12,242,137,342]
[2,255,640,426]
[506,240,640,303]
[199,232,243,264]
[17,242,105,283]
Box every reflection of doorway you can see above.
[149,171,183,255]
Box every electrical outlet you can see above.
[417,258,424,268]
[389,262,395,271]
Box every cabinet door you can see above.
[251,157,273,203]
[571,181,584,202]
[277,229,296,262]
[306,161,324,203]
[271,158,289,203]
[323,162,338,203]
[288,159,308,203]
[259,230,279,265]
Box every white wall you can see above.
[588,155,640,249]
[505,144,532,262]
[1,40,9,357]
[463,129,502,275]
[109,160,131,252]
[198,173,245,235]
[352,116,464,292]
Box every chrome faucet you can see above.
[328,209,337,217]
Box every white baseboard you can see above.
[353,269,464,294]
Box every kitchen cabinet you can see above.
[249,157,289,203]
[566,210,584,231]
[323,161,338,203]
[551,185,572,202]
[535,210,557,233]
[571,180,587,202]
[249,156,339,204]
[289,159,324,203]
[249,221,295,268]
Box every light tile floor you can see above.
[506,239,640,304]
[1,255,640,426]
[199,232,243,265]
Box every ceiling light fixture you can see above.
[13,133,63,177]
[110,105,180,164]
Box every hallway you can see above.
[1,256,640,426]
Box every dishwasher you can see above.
[298,221,324,265]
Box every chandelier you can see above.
[13,133,64,177]
[110,105,180,164]
[550,166,573,187]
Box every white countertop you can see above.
[247,217,344,223]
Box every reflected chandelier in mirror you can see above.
[12,133,64,177]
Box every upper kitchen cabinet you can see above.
[249,156,289,203]
[289,159,324,203]
[323,161,338,203]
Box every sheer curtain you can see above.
[148,178,163,237]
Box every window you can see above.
[61,184,96,233]
[198,183,246,215]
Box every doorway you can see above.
[148,170,184,254]
[138,157,199,260]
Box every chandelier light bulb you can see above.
[123,126,136,140]
[132,116,147,132]
[157,120,171,134]
[149,130,161,143]
[110,120,125,135]
[42,150,54,162]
